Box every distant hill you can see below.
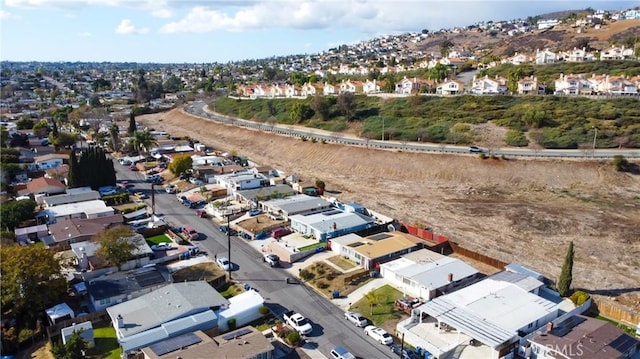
[407,19,640,58]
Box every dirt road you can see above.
[139,107,640,315]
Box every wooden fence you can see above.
[591,296,640,328]
[46,310,109,339]
[448,241,508,269]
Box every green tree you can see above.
[96,226,138,270]
[109,123,120,152]
[130,131,158,156]
[168,154,193,175]
[49,132,78,150]
[0,245,67,324]
[612,155,630,172]
[128,111,137,135]
[310,94,331,121]
[315,180,325,195]
[16,118,35,130]
[0,199,36,230]
[440,38,454,58]
[336,92,356,121]
[67,150,79,188]
[163,75,184,93]
[52,329,87,359]
[32,120,51,138]
[290,102,313,123]
[73,147,116,189]
[557,241,574,297]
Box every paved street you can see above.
[112,159,398,359]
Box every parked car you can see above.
[165,184,177,194]
[145,174,161,183]
[390,344,418,359]
[182,225,199,240]
[118,159,132,166]
[134,191,148,199]
[179,173,191,180]
[189,177,204,185]
[195,209,207,218]
[263,254,280,267]
[248,208,262,216]
[151,242,174,251]
[216,256,231,271]
[364,325,393,345]
[330,346,356,359]
[219,225,237,236]
[344,311,368,327]
[468,146,484,153]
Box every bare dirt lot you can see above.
[139,108,640,317]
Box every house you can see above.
[605,75,639,95]
[535,49,558,64]
[329,231,418,270]
[41,199,115,224]
[283,84,297,98]
[33,153,69,170]
[526,315,640,359]
[504,53,530,65]
[233,184,296,207]
[396,76,434,95]
[397,270,572,359]
[517,76,545,95]
[44,214,123,249]
[86,265,171,311]
[537,19,560,29]
[380,249,480,300]
[44,164,70,183]
[43,188,101,207]
[217,171,268,192]
[268,84,284,98]
[71,232,153,273]
[563,47,596,62]
[362,79,381,94]
[470,75,508,94]
[339,79,362,94]
[106,281,230,354]
[554,74,592,95]
[600,46,634,60]
[140,327,275,359]
[436,79,464,95]
[217,290,266,332]
[23,177,66,196]
[260,194,333,221]
[194,164,243,184]
[61,321,94,348]
[14,224,48,245]
[323,82,337,95]
[289,208,376,242]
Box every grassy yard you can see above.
[145,233,171,245]
[91,322,121,359]
[349,285,405,326]
[297,242,327,252]
[219,283,246,299]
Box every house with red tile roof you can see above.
[23,177,66,196]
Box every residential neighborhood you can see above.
[1,5,640,359]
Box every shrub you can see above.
[18,328,33,344]
[121,204,147,214]
[286,332,301,346]
[316,267,326,275]
[570,291,591,306]
[504,129,529,146]
[478,153,487,159]
[317,281,329,289]
[299,269,315,281]
[612,155,629,172]
[259,306,270,316]
[227,318,237,330]
[326,272,336,281]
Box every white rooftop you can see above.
[290,209,375,232]
[44,200,113,219]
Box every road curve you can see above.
[181,101,640,160]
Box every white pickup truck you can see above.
[283,310,312,335]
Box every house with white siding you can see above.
[470,75,508,94]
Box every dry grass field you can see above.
[139,107,640,316]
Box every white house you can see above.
[42,199,115,224]
[289,209,376,241]
[61,321,94,348]
[517,76,545,95]
[436,79,464,95]
[217,171,267,192]
[339,79,361,94]
[554,73,592,95]
[599,46,635,60]
[537,19,560,29]
[33,153,68,170]
[260,194,333,221]
[562,47,596,62]
[397,270,571,359]
[380,249,480,300]
[470,75,508,94]
[300,82,318,97]
[362,79,381,94]
[535,49,558,64]
[323,82,337,96]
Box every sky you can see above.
[0,0,636,63]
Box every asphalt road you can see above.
[183,101,640,160]
[111,159,397,359]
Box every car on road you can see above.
[468,145,484,153]
[216,256,231,271]
[151,242,174,251]
[219,225,237,236]
[344,311,368,327]
[364,325,393,345]
[165,184,177,194]
[330,346,356,359]
[145,174,161,183]
[263,254,280,267]
[134,191,148,199]
[248,208,262,216]
[195,209,207,218]
[118,159,132,166]
[182,225,199,240]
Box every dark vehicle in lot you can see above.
[271,227,291,239]
[248,208,262,216]
[219,225,237,236]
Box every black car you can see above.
[219,225,237,236]
[390,344,418,359]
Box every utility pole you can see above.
[151,183,155,215]
[226,213,232,280]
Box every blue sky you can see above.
[0,0,636,63]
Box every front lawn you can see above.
[91,322,121,359]
[145,233,171,245]
[349,284,405,326]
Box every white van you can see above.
[330,346,356,359]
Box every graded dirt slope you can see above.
[139,108,640,315]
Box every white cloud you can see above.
[115,19,149,34]
[78,31,92,37]
[0,9,21,19]
[151,8,172,18]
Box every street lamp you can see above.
[592,126,598,153]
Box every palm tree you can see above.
[108,123,120,152]
[130,130,158,156]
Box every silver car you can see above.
[344,311,368,327]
